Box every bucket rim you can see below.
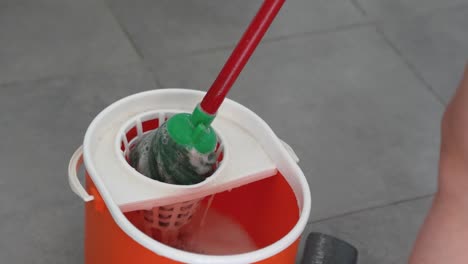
[83,89,312,264]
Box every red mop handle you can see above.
[200,0,286,115]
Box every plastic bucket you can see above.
[68,89,311,264]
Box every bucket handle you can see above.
[68,146,94,202]
[280,139,299,163]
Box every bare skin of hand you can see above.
[410,65,468,264]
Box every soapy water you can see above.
[187,148,216,175]
[152,205,258,255]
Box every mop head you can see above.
[129,106,218,185]
[130,122,217,184]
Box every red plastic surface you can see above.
[84,171,301,263]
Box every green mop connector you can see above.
[166,104,217,154]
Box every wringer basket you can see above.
[68,89,311,264]
[119,110,226,246]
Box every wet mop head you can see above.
[130,104,218,185]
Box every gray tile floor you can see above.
[0,0,466,263]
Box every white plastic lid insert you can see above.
[82,89,301,212]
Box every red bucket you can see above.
[68,89,311,263]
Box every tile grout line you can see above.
[369,2,468,106]
[102,1,164,88]
[162,21,377,61]
[0,62,150,90]
[308,193,434,225]
[149,2,468,71]
[0,73,68,88]
[374,26,446,106]
[410,2,468,20]
[349,0,367,16]
[104,1,145,61]
[304,3,467,225]
[264,21,376,44]
[144,64,165,88]
[351,2,468,27]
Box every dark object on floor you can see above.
[301,232,358,264]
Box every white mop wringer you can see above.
[68,88,311,263]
